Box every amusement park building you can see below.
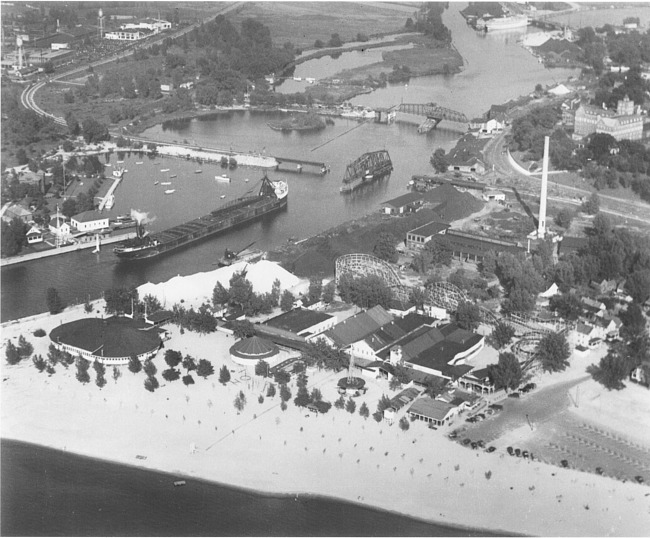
[435,229,523,262]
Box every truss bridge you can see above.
[398,103,468,133]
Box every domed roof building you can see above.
[229,336,280,366]
[49,317,163,365]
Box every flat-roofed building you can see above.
[408,397,457,426]
[406,221,450,249]
[71,210,109,232]
[264,307,336,338]
[436,229,523,263]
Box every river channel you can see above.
[1,4,580,322]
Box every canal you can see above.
[1,4,580,322]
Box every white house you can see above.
[573,322,600,348]
[26,226,43,244]
[71,211,109,232]
[49,215,70,237]
[482,190,506,202]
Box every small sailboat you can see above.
[170,174,177,178]
[215,174,230,182]
[160,168,170,172]
[194,169,203,174]
[220,194,226,199]
[173,481,186,487]
[164,189,176,194]
[92,234,100,254]
[154,181,159,185]
[117,160,124,164]
[161,182,172,185]
[136,161,144,165]
[244,178,249,182]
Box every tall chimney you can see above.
[538,136,549,239]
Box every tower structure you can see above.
[16,37,24,70]
[98,9,104,39]
[537,135,549,239]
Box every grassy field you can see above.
[227,2,411,49]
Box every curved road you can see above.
[20,2,242,125]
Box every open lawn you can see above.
[227,2,411,49]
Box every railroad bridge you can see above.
[398,103,468,133]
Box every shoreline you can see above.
[1,437,508,537]
[2,304,648,537]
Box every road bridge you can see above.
[273,156,328,174]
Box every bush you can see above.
[182,374,195,386]
[162,368,180,382]
[33,328,46,337]
[5,340,21,365]
[398,416,410,431]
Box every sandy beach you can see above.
[2,302,649,536]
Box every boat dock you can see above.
[98,172,123,211]
[273,156,328,174]
[0,232,136,267]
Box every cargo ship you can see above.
[479,14,529,32]
[340,150,393,193]
[113,174,288,260]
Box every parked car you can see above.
[471,442,478,450]
[489,404,503,411]
[448,432,458,439]
[561,460,569,468]
[595,467,604,475]
[463,438,471,446]
[515,448,521,457]
[634,475,644,484]
[508,392,520,398]
[507,446,514,456]
[477,440,485,448]
[477,413,486,420]
[522,450,529,459]
[485,446,496,453]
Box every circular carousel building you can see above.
[229,336,280,367]
[49,316,163,365]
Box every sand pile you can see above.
[423,183,484,223]
[138,260,302,310]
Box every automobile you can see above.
[463,438,472,446]
[477,440,485,448]
[477,413,486,420]
[471,442,478,450]
[474,415,484,422]
[489,404,503,411]
[485,408,494,416]
[485,446,496,453]
[507,446,514,456]
[522,450,529,459]
[561,460,569,468]
[448,432,458,439]
[515,448,521,457]
[634,475,644,484]
[508,392,520,398]
[595,467,604,475]
[466,417,476,423]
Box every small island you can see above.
[267,113,326,132]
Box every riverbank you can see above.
[1,302,648,536]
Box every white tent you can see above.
[138,260,302,310]
[549,84,571,96]
[540,282,559,298]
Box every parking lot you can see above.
[452,377,649,484]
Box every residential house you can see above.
[445,134,489,176]
[573,322,599,348]
[482,190,506,202]
[2,203,32,223]
[408,397,457,426]
[25,225,43,244]
[383,386,420,424]
[49,215,70,237]
[381,192,427,215]
[459,366,495,394]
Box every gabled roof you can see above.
[408,397,456,421]
[408,221,450,238]
[265,308,333,334]
[576,322,596,335]
[324,305,392,348]
[72,210,108,223]
[382,191,425,209]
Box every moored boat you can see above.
[164,189,176,194]
[160,168,170,173]
[114,174,288,261]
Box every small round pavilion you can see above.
[229,336,280,367]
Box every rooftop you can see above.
[381,191,425,209]
[72,210,107,223]
[265,308,334,334]
[408,397,456,421]
[324,305,393,348]
[408,221,451,238]
[230,336,279,360]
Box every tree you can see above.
[164,349,182,369]
[32,354,47,372]
[619,303,646,341]
[334,394,345,409]
[267,382,276,398]
[588,344,630,390]
[231,320,256,340]
[112,366,121,383]
[322,281,335,304]
[337,273,393,309]
[430,148,449,173]
[308,276,323,303]
[345,397,356,414]
[143,360,157,378]
[389,376,402,391]
[549,293,582,321]
[75,357,90,384]
[454,301,481,330]
[280,290,295,312]
[279,383,291,402]
[46,287,64,314]
[81,117,109,144]
[182,374,195,386]
[104,287,138,316]
[359,402,369,419]
[162,368,180,382]
[144,376,158,392]
[255,359,270,377]
[310,387,322,402]
[492,321,515,349]
[487,352,522,391]
[328,33,343,47]
[5,340,21,365]
[274,369,291,384]
[128,355,142,374]
[197,359,214,379]
[373,232,398,263]
[182,355,197,372]
[582,192,600,215]
[294,385,311,407]
[554,208,575,229]
[591,213,611,237]
[398,416,410,431]
[234,392,246,412]
[17,335,33,358]
[537,332,571,373]
[212,281,230,308]
[219,364,231,384]
[625,269,650,304]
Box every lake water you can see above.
[1,3,579,322]
[1,439,497,537]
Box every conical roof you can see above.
[229,336,279,360]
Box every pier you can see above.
[98,171,123,211]
[274,156,328,174]
[397,103,468,133]
[0,232,136,268]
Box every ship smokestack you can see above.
[537,135,549,239]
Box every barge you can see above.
[340,150,393,193]
[114,174,288,261]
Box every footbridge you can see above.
[397,103,468,133]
